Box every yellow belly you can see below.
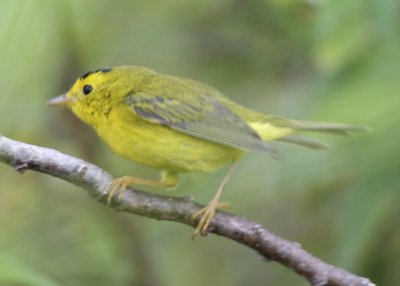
[94,108,242,173]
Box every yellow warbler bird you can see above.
[48,66,367,236]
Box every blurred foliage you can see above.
[0,0,399,285]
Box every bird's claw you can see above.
[192,201,229,239]
[107,176,129,205]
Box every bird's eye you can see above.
[83,84,93,95]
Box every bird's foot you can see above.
[192,200,229,238]
[107,176,131,205]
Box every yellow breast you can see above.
[92,105,242,173]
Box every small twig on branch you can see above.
[0,135,375,286]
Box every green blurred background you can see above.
[0,0,399,285]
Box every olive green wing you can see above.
[125,93,277,156]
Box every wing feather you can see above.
[125,93,277,156]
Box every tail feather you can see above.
[291,121,372,135]
[252,115,371,149]
[277,136,331,149]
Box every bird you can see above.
[48,66,369,236]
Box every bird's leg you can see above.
[107,171,178,205]
[192,161,238,237]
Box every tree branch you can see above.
[0,135,374,286]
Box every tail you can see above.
[250,118,371,150]
[290,121,372,135]
[279,121,371,149]
[277,136,331,149]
